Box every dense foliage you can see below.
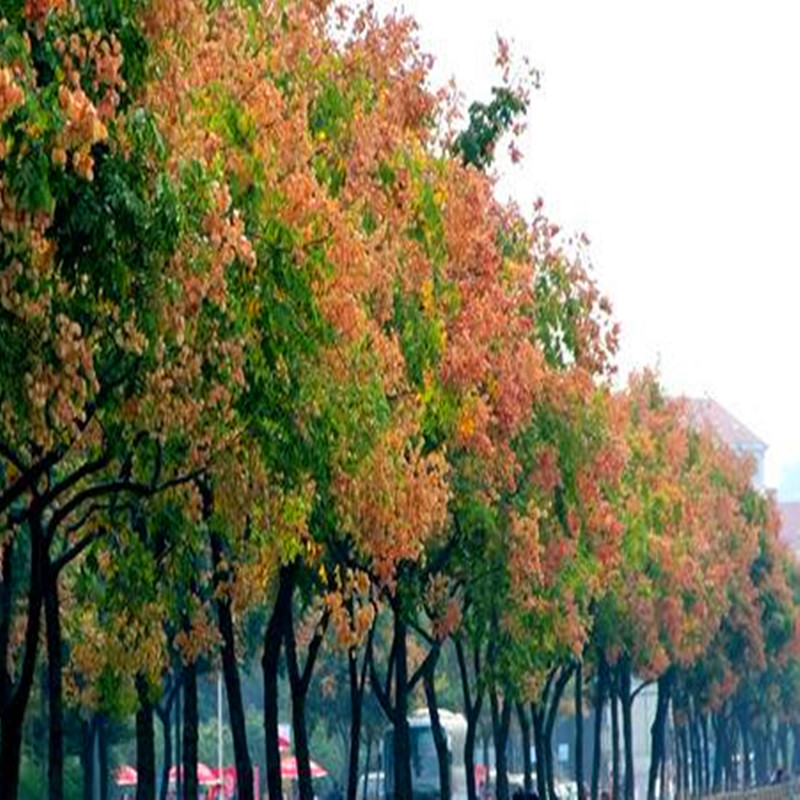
[0,3,797,800]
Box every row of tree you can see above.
[1,2,798,800]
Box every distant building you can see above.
[779,502,800,558]
[685,397,767,488]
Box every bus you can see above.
[382,709,469,800]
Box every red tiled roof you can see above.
[780,502,800,556]
[685,397,766,450]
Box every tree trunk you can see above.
[284,597,327,800]
[0,517,45,800]
[263,567,292,800]
[174,689,182,800]
[455,639,483,800]
[490,689,512,800]
[81,717,96,800]
[700,715,710,795]
[518,703,533,794]
[423,647,450,800]
[136,677,157,800]
[740,712,752,788]
[391,608,412,800]
[545,667,575,800]
[679,725,689,797]
[689,714,701,796]
[712,715,724,794]
[211,533,254,800]
[363,735,372,800]
[347,651,365,800]
[647,673,672,800]
[98,715,109,800]
[45,567,64,800]
[618,661,634,800]
[792,724,800,776]
[611,675,620,800]
[183,659,199,800]
[157,706,172,800]
[533,704,548,800]
[575,662,585,800]
[591,661,608,800]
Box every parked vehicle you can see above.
[382,709,469,800]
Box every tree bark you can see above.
[157,705,172,800]
[591,660,608,800]
[81,717,96,800]
[0,514,45,800]
[183,659,199,800]
[211,532,254,800]
[136,677,157,800]
[518,703,533,794]
[391,607,412,800]
[532,704,548,800]
[617,661,634,800]
[347,643,368,800]
[545,667,575,800]
[575,662,585,800]
[455,638,483,800]
[490,689,512,800]
[423,646,450,800]
[175,688,182,800]
[45,566,64,800]
[98,715,109,800]
[263,566,292,800]
[700,715,710,795]
[611,674,620,800]
[647,673,672,800]
[284,596,328,800]
[739,710,752,788]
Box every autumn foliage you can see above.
[0,3,797,800]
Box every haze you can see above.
[377,0,800,496]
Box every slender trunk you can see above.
[455,638,483,800]
[659,749,666,800]
[174,688,182,800]
[211,533,254,800]
[136,677,157,800]
[792,724,800,777]
[533,705,548,800]
[518,703,533,794]
[263,567,292,800]
[700,715,710,795]
[618,661,634,800]
[363,735,372,800]
[423,647,450,800]
[285,598,327,800]
[591,661,608,800]
[679,725,689,797]
[347,651,364,800]
[575,662,585,800]
[81,717,96,800]
[611,675,620,800]
[98,715,109,800]
[183,659,199,800]
[392,608,412,800]
[490,689,512,800]
[712,715,724,794]
[740,711,752,788]
[778,721,789,772]
[157,706,172,800]
[0,515,45,800]
[545,667,575,800]
[647,673,671,800]
[689,714,701,796]
[45,567,64,800]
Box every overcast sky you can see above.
[376,0,800,497]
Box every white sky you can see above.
[376,0,800,497]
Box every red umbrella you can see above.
[115,765,138,787]
[280,755,328,780]
[168,763,219,785]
